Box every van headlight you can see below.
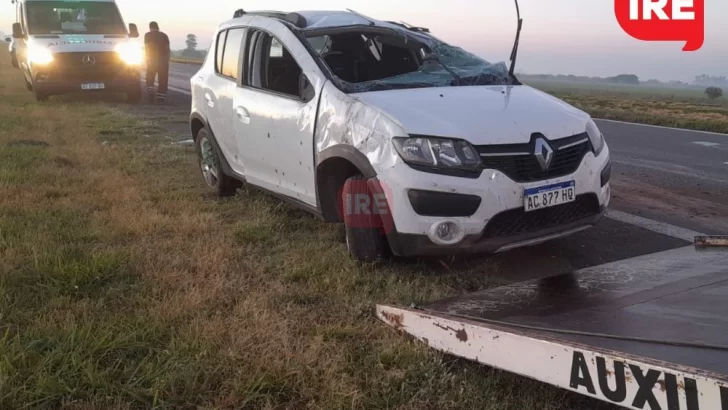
[586,119,605,155]
[116,43,143,65]
[392,137,481,171]
[28,45,54,65]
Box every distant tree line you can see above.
[694,75,728,88]
[518,73,641,85]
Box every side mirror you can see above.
[128,23,139,38]
[12,22,24,39]
[299,74,315,102]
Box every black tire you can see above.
[126,84,142,104]
[34,86,49,102]
[341,175,390,262]
[194,128,241,197]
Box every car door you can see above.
[201,28,248,176]
[233,21,326,207]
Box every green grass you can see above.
[0,50,614,409]
[525,79,728,134]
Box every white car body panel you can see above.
[352,85,590,144]
[231,16,326,206]
[315,81,405,174]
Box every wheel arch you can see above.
[189,113,236,178]
[189,112,208,142]
[316,145,377,222]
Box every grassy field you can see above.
[0,51,615,409]
[526,79,728,134]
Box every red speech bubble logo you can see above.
[615,0,705,51]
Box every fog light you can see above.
[428,220,465,246]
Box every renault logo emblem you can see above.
[82,55,96,65]
[534,138,554,171]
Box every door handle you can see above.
[204,93,214,108]
[235,106,250,125]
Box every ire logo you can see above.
[615,0,705,51]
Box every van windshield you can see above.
[26,1,126,35]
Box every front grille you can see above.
[49,52,124,80]
[477,133,592,183]
[482,194,600,238]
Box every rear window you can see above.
[215,30,227,74]
[220,28,244,80]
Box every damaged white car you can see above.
[189,8,612,262]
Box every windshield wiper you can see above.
[423,53,461,86]
[509,0,523,78]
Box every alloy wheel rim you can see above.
[199,136,219,187]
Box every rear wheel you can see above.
[341,175,390,263]
[195,128,241,197]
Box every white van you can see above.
[10,0,143,102]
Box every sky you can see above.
[2,0,726,82]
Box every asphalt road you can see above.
[165,62,728,235]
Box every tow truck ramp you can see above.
[377,244,728,410]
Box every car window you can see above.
[221,28,244,80]
[247,30,304,98]
[215,30,227,74]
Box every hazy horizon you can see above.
[2,0,726,83]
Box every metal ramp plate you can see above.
[377,246,728,410]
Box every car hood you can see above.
[30,34,128,53]
[351,85,590,145]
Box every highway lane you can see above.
[165,62,728,234]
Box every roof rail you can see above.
[232,9,289,20]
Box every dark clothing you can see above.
[146,61,169,100]
[144,30,170,63]
[144,30,170,102]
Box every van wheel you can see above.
[34,87,49,102]
[341,175,390,262]
[195,128,241,197]
[126,84,142,104]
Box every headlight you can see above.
[28,45,53,65]
[392,137,481,171]
[116,43,143,65]
[586,119,605,155]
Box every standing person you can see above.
[144,21,170,104]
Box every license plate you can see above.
[81,83,105,90]
[524,181,576,212]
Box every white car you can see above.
[189,9,612,262]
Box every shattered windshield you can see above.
[305,28,512,93]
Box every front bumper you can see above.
[32,65,140,95]
[377,144,612,256]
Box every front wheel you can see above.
[33,86,49,102]
[195,128,241,197]
[126,84,142,104]
[341,175,390,263]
